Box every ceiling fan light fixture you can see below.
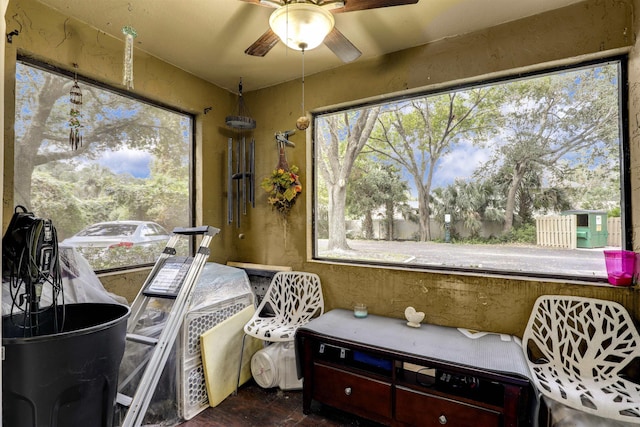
[269,3,335,51]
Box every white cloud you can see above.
[98,149,152,178]
[434,143,491,188]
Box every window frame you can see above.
[311,55,631,283]
[13,56,196,273]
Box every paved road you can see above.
[317,239,612,280]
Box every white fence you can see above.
[536,215,621,249]
[536,215,577,249]
[607,217,622,247]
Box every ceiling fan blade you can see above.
[245,29,280,57]
[238,0,270,5]
[331,0,419,13]
[324,28,361,63]
[238,0,281,7]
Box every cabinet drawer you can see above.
[313,363,392,422]
[396,386,501,427]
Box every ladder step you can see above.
[172,225,219,236]
[126,333,158,346]
[116,393,133,407]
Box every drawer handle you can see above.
[438,414,447,424]
[344,387,352,396]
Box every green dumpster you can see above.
[562,210,608,248]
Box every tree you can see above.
[478,65,620,233]
[379,167,410,241]
[316,108,380,250]
[347,161,409,240]
[562,163,620,211]
[487,164,571,227]
[368,88,500,241]
[14,62,190,239]
[432,179,504,239]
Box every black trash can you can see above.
[2,303,130,427]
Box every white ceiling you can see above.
[37,0,584,93]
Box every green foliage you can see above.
[453,223,537,245]
[77,245,160,271]
[346,160,409,239]
[499,223,537,245]
[432,179,504,238]
[30,171,85,239]
[608,206,621,218]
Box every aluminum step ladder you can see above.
[115,225,219,427]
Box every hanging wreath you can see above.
[261,143,302,217]
[261,165,302,216]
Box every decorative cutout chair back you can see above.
[522,295,640,424]
[244,271,324,342]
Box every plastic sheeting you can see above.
[186,262,253,313]
[2,245,127,316]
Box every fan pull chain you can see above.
[296,48,310,130]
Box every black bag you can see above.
[2,205,57,283]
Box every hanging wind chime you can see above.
[226,79,257,228]
[69,64,83,150]
[122,25,137,90]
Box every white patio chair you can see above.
[522,295,640,425]
[236,271,324,391]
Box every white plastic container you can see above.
[251,341,303,390]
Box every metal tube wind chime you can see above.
[226,79,256,228]
[69,64,83,150]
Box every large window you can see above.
[313,58,627,282]
[14,59,193,271]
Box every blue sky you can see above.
[97,148,152,178]
[433,141,490,188]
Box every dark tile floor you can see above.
[177,380,384,427]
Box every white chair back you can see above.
[244,271,324,342]
[523,295,640,424]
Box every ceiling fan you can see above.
[241,0,419,63]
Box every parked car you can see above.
[61,220,171,250]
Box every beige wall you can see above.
[3,0,640,336]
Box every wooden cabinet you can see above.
[296,310,533,427]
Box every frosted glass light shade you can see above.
[269,3,335,51]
